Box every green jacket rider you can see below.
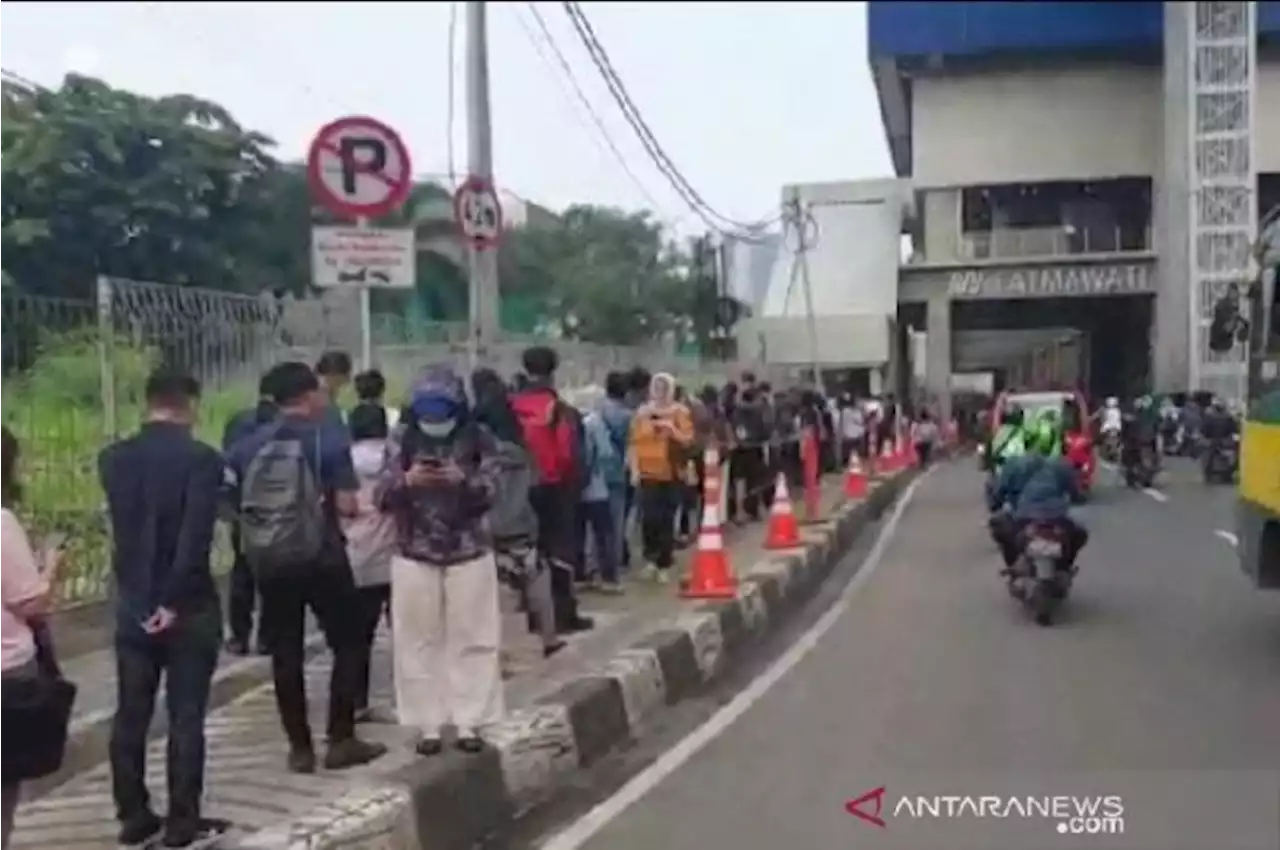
[991,408,1028,466]
[1034,408,1065,458]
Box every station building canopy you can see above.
[869,1,1280,176]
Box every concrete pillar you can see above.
[925,294,953,422]
[922,189,962,263]
[1154,2,1193,392]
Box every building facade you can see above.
[739,179,913,392]
[873,1,1280,411]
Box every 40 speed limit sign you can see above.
[453,175,504,250]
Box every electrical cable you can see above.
[517,2,672,219]
[559,1,782,240]
[562,0,777,235]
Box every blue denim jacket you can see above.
[989,454,1080,522]
[598,398,632,488]
[580,411,617,503]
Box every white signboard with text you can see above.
[310,226,415,289]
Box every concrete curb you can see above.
[231,471,916,850]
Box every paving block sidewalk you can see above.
[10,480,854,850]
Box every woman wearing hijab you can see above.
[627,373,695,583]
[378,366,505,755]
[471,369,564,658]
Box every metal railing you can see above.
[960,226,1152,261]
[2,277,744,607]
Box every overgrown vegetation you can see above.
[1,329,256,604]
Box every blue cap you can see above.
[408,365,466,421]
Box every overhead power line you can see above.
[516,2,670,218]
[559,1,781,241]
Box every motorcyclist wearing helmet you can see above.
[1120,394,1160,473]
[1201,396,1239,443]
[988,405,1027,468]
[987,419,1088,570]
[1099,396,1122,436]
[1035,408,1065,457]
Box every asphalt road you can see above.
[539,460,1280,850]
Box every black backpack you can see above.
[238,430,326,577]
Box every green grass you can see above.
[2,330,257,607]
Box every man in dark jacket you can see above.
[727,387,771,522]
[99,369,228,848]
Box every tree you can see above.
[499,205,726,346]
[2,73,286,296]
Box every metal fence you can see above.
[2,277,742,607]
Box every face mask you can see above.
[418,418,457,439]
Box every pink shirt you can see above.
[2,508,48,670]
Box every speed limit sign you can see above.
[453,175,503,250]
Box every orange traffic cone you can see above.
[844,452,868,499]
[764,473,802,550]
[681,471,736,600]
[879,439,898,473]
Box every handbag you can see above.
[1,621,78,784]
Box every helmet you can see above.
[1027,419,1057,456]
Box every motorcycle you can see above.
[1002,521,1075,626]
[1161,422,1185,456]
[1202,435,1240,484]
[1098,429,1122,464]
[1064,431,1095,502]
[1123,442,1158,489]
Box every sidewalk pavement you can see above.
[11,473,906,850]
[26,615,326,800]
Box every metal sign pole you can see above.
[465,0,498,370]
[356,216,373,371]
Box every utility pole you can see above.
[783,193,820,386]
[465,1,499,367]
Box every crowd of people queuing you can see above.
[0,343,938,849]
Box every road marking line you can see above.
[539,468,933,850]
[1214,529,1239,548]
[1142,487,1168,503]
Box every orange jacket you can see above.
[629,403,695,483]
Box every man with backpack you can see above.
[225,362,386,774]
[510,347,594,633]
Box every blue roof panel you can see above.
[869,2,1280,60]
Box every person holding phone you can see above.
[628,373,695,583]
[379,366,506,756]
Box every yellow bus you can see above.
[1238,382,1280,588]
